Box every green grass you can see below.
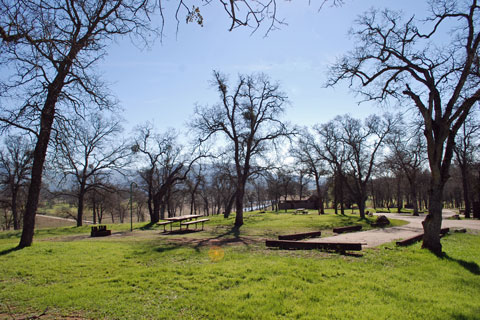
[0,212,477,319]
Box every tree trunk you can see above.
[224,192,235,218]
[315,174,324,215]
[333,182,338,215]
[422,184,444,255]
[11,187,19,230]
[92,193,97,225]
[234,182,245,227]
[396,176,402,213]
[151,197,160,223]
[160,202,166,220]
[411,182,419,216]
[338,176,345,215]
[358,193,366,219]
[460,165,471,218]
[77,191,85,227]
[19,99,56,248]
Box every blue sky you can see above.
[99,0,429,136]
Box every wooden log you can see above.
[278,231,322,241]
[396,228,450,246]
[265,239,362,251]
[333,225,362,234]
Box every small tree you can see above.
[191,71,294,227]
[316,114,395,218]
[453,112,480,218]
[386,122,427,216]
[0,135,33,229]
[53,113,130,226]
[290,130,329,214]
[133,124,202,222]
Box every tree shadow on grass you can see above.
[0,246,22,256]
[443,253,480,275]
[153,243,185,254]
[139,222,156,230]
[193,226,246,251]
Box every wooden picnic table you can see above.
[165,214,203,230]
[294,208,308,215]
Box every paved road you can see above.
[307,209,480,248]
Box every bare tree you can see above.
[276,166,295,212]
[0,0,293,247]
[290,130,329,214]
[328,1,480,254]
[191,71,294,227]
[133,124,202,222]
[386,123,427,216]
[315,120,349,215]
[264,169,283,212]
[0,135,33,229]
[454,112,480,218]
[211,158,237,217]
[52,112,130,226]
[317,115,395,218]
[0,0,159,247]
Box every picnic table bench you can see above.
[157,220,173,232]
[180,218,209,230]
[266,239,362,252]
[164,214,203,232]
[333,225,362,234]
[278,231,322,241]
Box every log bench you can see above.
[266,239,362,252]
[156,220,173,232]
[278,231,322,241]
[180,218,209,230]
[333,225,362,234]
[91,225,111,237]
[396,228,450,246]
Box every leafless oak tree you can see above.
[133,124,203,222]
[317,114,395,218]
[290,130,329,214]
[454,111,480,218]
[52,112,130,226]
[328,0,480,254]
[191,71,294,227]
[0,135,33,230]
[386,122,427,216]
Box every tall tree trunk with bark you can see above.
[422,182,444,254]
[460,164,471,218]
[11,186,19,230]
[234,180,246,227]
[19,85,59,248]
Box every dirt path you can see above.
[306,209,480,248]
[37,214,93,224]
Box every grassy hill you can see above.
[1,211,479,319]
